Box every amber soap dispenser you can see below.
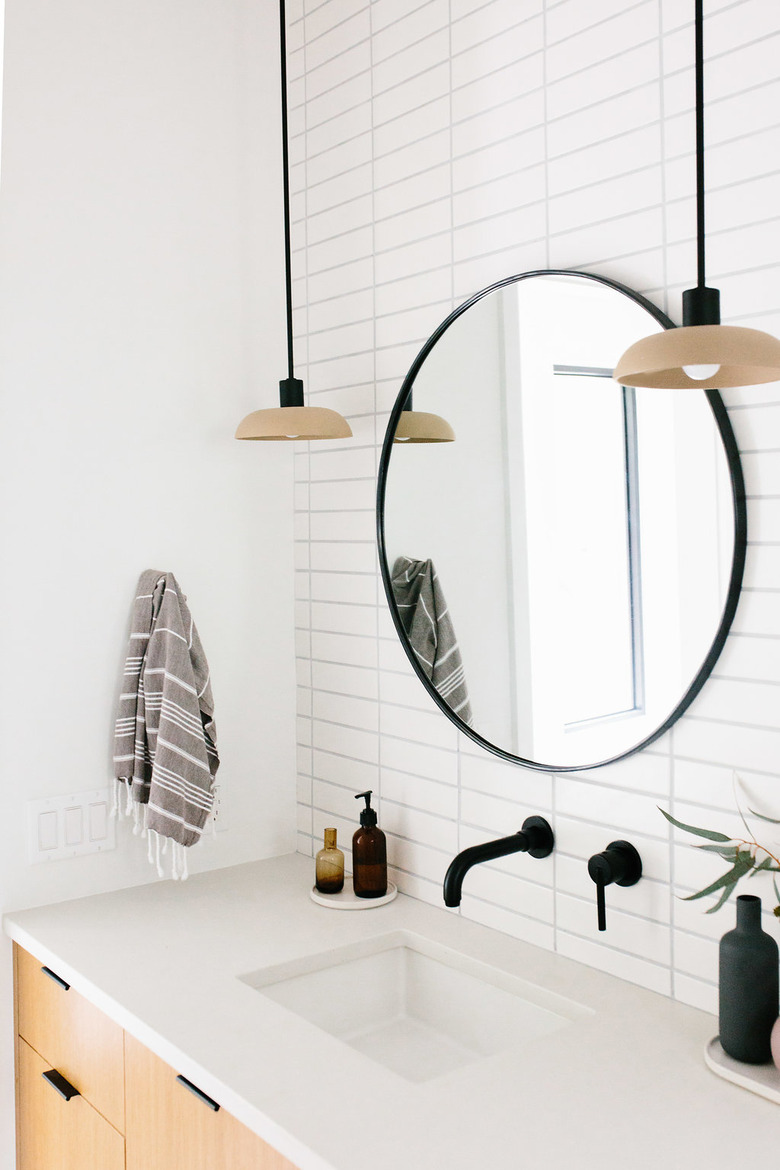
[352,791,387,898]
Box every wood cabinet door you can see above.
[17,1036,125,1170]
[125,1033,297,1170]
[15,943,125,1132]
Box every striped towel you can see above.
[113,570,219,878]
[391,556,473,726]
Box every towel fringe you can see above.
[114,780,196,880]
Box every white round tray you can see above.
[310,882,397,910]
[705,1037,780,1104]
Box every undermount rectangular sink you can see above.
[240,931,591,1082]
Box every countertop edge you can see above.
[4,917,338,1170]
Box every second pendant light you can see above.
[614,0,780,391]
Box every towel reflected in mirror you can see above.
[391,556,472,727]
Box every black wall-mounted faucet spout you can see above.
[443,816,554,907]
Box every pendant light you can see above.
[614,0,780,390]
[393,390,455,443]
[235,0,352,441]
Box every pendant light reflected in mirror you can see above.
[614,0,780,391]
[235,0,352,443]
[393,391,455,443]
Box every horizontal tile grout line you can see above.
[295,13,371,57]
[294,30,780,157]
[682,711,780,731]
[297,9,548,111]
[295,201,690,264]
[352,171,780,261]
[543,0,653,53]
[727,631,780,642]
[662,27,780,84]
[711,673,780,687]
[645,0,761,32]
[665,118,780,167]
[729,400,780,412]
[554,927,671,974]
[311,754,457,788]
[665,166,780,209]
[307,540,377,547]
[292,52,656,153]
[672,754,780,779]
[438,890,556,930]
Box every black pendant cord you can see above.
[694,0,706,290]
[278,0,304,406]
[682,0,720,328]
[279,0,294,380]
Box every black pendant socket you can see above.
[682,286,721,327]
[279,377,305,408]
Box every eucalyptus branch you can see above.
[659,805,780,917]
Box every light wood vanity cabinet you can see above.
[13,943,298,1170]
[125,1034,295,1169]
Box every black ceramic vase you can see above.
[719,894,779,1063]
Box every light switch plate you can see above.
[28,788,116,863]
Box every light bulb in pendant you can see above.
[682,362,721,381]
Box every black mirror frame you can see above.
[376,269,748,773]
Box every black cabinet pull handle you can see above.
[41,966,70,992]
[176,1074,220,1112]
[42,1069,80,1101]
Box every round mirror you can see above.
[377,271,746,771]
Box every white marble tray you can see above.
[705,1037,780,1104]
[310,882,398,910]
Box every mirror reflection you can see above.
[381,274,740,769]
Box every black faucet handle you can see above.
[587,840,642,932]
[521,815,555,859]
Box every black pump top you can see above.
[355,790,377,827]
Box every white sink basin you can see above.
[241,931,591,1082]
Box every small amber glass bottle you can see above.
[315,828,345,894]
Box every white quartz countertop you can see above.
[4,853,777,1170]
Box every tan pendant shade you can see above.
[235,405,353,441]
[614,2,780,393]
[614,324,780,390]
[393,411,455,443]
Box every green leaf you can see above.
[658,807,732,843]
[773,876,780,905]
[749,855,775,876]
[683,851,754,903]
[697,843,739,858]
[748,807,780,825]
[707,882,740,914]
[733,776,753,839]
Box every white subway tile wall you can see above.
[292,0,780,1012]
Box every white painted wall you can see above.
[292,0,780,1019]
[0,0,297,1161]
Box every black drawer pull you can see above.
[42,1069,80,1101]
[41,966,70,992]
[176,1074,220,1112]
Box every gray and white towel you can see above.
[113,570,219,878]
[391,556,472,726]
